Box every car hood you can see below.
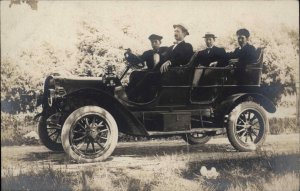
[49,75,105,94]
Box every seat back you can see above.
[256,47,264,66]
[244,47,265,85]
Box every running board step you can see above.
[147,128,226,136]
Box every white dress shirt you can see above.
[172,40,183,50]
[153,52,160,66]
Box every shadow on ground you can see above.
[112,142,235,158]
[20,142,235,164]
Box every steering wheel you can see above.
[124,50,145,69]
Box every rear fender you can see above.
[216,93,276,118]
[64,88,148,136]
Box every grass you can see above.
[269,117,298,135]
[1,165,74,191]
[1,153,299,191]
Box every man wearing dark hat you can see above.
[227,28,258,84]
[160,24,193,73]
[194,33,227,67]
[227,28,257,66]
[127,34,168,102]
[139,34,168,70]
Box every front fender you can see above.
[64,88,148,136]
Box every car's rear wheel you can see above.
[38,113,64,151]
[182,133,211,145]
[227,101,269,151]
[61,106,118,163]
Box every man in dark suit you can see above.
[127,34,168,102]
[139,34,168,70]
[227,28,257,67]
[160,24,193,73]
[194,33,227,67]
[227,28,258,84]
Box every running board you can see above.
[147,128,226,136]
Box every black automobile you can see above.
[36,48,276,162]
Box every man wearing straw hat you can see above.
[194,33,227,67]
[160,24,194,73]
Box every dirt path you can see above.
[1,134,299,176]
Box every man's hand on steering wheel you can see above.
[124,49,145,69]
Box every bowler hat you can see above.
[148,34,163,41]
[203,33,217,39]
[173,24,189,35]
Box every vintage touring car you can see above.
[36,48,276,162]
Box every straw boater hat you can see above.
[173,24,189,35]
[203,33,217,39]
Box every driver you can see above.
[139,34,168,70]
[160,24,194,73]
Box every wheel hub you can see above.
[87,129,98,139]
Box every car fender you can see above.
[64,88,148,136]
[216,93,276,117]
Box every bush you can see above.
[269,117,298,135]
[1,112,39,146]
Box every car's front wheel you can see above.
[182,133,211,145]
[61,106,118,163]
[227,101,269,151]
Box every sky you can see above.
[1,1,299,58]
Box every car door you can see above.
[190,67,225,103]
[157,66,193,106]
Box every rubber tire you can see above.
[227,101,269,152]
[182,134,211,145]
[61,106,118,163]
[38,116,64,151]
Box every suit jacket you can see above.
[140,47,168,70]
[227,43,257,68]
[194,46,227,67]
[164,41,193,67]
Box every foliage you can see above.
[1,20,298,114]
[269,117,298,135]
[1,112,39,146]
[74,21,128,78]
[9,0,38,10]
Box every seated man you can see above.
[194,33,227,67]
[192,33,227,86]
[227,28,257,65]
[160,24,194,73]
[140,34,168,70]
[227,28,258,84]
[127,34,168,102]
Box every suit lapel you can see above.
[173,41,185,52]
